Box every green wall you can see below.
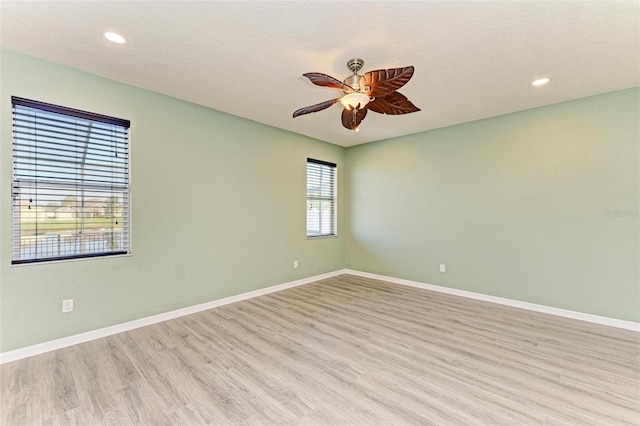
[1,49,638,354]
[346,88,639,322]
[0,49,345,352]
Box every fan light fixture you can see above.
[340,92,370,110]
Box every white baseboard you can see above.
[344,269,640,332]
[4,268,635,364]
[0,269,346,364]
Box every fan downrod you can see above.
[347,58,364,74]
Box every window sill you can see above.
[306,234,338,240]
[10,252,132,267]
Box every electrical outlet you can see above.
[439,264,446,273]
[62,299,74,313]
[293,260,299,269]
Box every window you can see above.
[307,158,336,237]
[11,97,130,264]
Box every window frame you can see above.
[306,158,337,238]
[11,96,131,265]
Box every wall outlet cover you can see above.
[62,299,74,313]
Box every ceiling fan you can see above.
[293,58,420,132]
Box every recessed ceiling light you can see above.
[532,77,551,87]
[103,31,127,44]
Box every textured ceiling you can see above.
[1,1,638,147]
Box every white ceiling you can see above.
[1,1,638,147]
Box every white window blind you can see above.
[11,97,130,264]
[307,158,336,237]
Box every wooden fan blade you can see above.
[303,73,346,90]
[293,98,340,118]
[367,92,420,115]
[362,66,414,98]
[341,107,368,131]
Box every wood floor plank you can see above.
[1,274,638,425]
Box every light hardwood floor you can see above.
[1,274,639,425]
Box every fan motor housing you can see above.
[343,74,363,93]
